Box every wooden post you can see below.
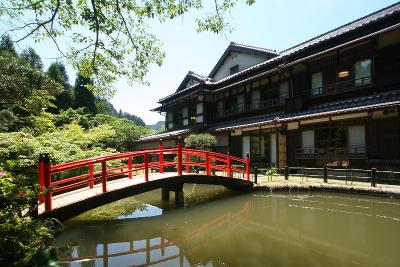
[227,152,232,178]
[144,153,149,181]
[371,168,376,187]
[128,156,133,178]
[206,152,211,176]
[185,152,190,173]
[177,138,182,176]
[38,154,45,203]
[323,166,328,183]
[88,164,94,188]
[102,161,107,193]
[246,153,250,182]
[43,153,52,212]
[284,166,289,180]
[159,140,164,174]
[253,167,258,184]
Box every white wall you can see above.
[212,51,268,81]
[242,136,250,160]
[301,130,315,153]
[348,125,366,153]
[185,78,199,88]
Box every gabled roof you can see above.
[175,71,211,93]
[208,42,277,78]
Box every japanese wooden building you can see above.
[137,3,400,170]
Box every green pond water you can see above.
[54,185,400,267]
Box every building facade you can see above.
[137,3,400,170]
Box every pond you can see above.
[54,185,400,267]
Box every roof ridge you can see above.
[231,41,277,54]
[280,2,400,54]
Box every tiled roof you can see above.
[213,2,400,85]
[139,124,204,142]
[209,90,400,131]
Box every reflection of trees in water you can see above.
[70,197,147,222]
[60,201,252,267]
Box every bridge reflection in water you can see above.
[58,201,252,267]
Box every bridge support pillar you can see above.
[161,184,184,206]
[161,187,170,200]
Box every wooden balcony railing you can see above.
[213,96,287,119]
[308,76,374,97]
[296,145,367,158]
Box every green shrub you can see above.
[184,133,216,151]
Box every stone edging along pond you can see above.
[252,182,400,199]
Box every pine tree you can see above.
[73,74,97,114]
[0,34,16,55]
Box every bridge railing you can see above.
[38,143,250,212]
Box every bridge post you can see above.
[43,153,52,212]
[128,156,133,178]
[227,152,232,178]
[102,161,107,193]
[175,185,184,207]
[159,140,164,174]
[144,153,149,181]
[177,138,183,176]
[253,167,258,184]
[206,152,211,176]
[38,154,45,203]
[246,153,250,182]
[185,152,190,173]
[88,164,94,188]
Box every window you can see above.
[355,58,372,85]
[348,125,366,153]
[182,107,188,126]
[196,103,203,123]
[301,130,315,154]
[279,81,289,99]
[311,72,323,95]
[166,112,174,129]
[251,90,261,109]
[230,65,239,75]
[237,94,244,112]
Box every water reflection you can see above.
[55,187,400,267]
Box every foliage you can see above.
[20,47,43,70]
[0,51,62,107]
[53,108,91,129]
[184,133,216,151]
[0,110,19,132]
[91,114,152,151]
[47,62,74,112]
[0,34,16,55]
[0,0,256,95]
[73,74,97,114]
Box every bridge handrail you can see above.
[38,143,251,212]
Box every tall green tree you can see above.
[0,0,255,96]
[0,34,16,55]
[20,47,43,70]
[47,62,74,112]
[73,74,97,114]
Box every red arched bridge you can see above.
[37,143,253,221]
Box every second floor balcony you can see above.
[307,76,374,97]
[213,96,287,120]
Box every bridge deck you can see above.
[38,172,193,215]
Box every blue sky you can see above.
[12,0,399,124]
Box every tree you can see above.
[0,51,62,107]
[73,74,97,114]
[47,62,74,112]
[184,133,216,151]
[20,47,43,70]
[0,34,16,55]
[0,0,256,96]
